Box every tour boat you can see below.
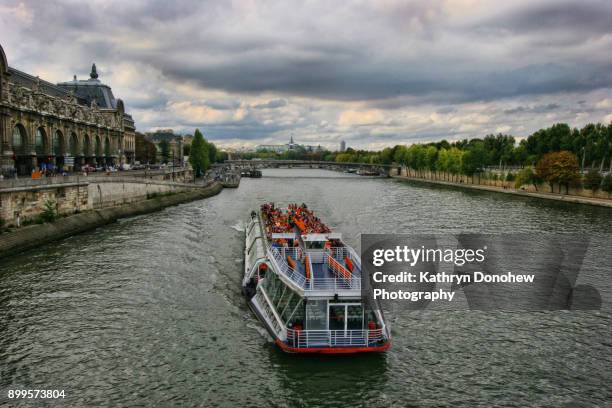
[242,203,391,353]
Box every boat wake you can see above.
[231,221,245,232]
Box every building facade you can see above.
[146,129,184,165]
[0,43,136,176]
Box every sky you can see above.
[1,0,611,150]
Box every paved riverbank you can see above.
[0,182,223,259]
[392,175,612,208]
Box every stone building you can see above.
[135,132,157,164]
[147,129,184,165]
[0,43,136,176]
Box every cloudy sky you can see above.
[1,0,611,150]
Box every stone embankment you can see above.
[392,174,612,208]
[0,182,222,259]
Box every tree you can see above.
[189,129,210,177]
[535,151,580,194]
[207,141,218,164]
[425,145,438,173]
[461,141,489,177]
[602,174,612,193]
[583,169,603,191]
[514,167,541,191]
[158,140,170,164]
[447,147,464,180]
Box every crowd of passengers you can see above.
[260,202,331,238]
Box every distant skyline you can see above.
[1,0,611,150]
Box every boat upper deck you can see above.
[257,203,362,296]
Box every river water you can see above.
[1,169,611,407]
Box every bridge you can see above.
[220,159,394,176]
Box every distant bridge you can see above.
[220,159,394,176]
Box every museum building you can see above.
[0,43,135,176]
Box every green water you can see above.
[1,169,611,407]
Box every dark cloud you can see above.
[504,103,561,115]
[484,1,612,37]
[253,99,288,109]
[1,0,610,147]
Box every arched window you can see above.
[83,135,91,156]
[35,128,46,155]
[95,136,101,156]
[12,125,26,155]
[53,130,63,156]
[70,133,79,156]
[104,136,110,156]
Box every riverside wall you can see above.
[391,168,612,208]
[0,176,198,227]
[0,182,222,259]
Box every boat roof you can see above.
[271,233,296,239]
[302,233,342,241]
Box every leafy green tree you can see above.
[189,129,210,177]
[158,140,170,163]
[425,145,438,172]
[379,147,394,164]
[207,141,218,164]
[514,167,540,191]
[447,147,464,180]
[461,141,489,177]
[602,174,612,193]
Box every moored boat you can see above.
[242,203,391,353]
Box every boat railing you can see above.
[328,247,361,271]
[268,247,308,289]
[324,253,353,282]
[307,277,361,291]
[269,247,362,292]
[285,328,385,348]
[278,247,302,260]
[255,288,286,338]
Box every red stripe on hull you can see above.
[275,339,391,354]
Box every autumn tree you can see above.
[535,151,580,194]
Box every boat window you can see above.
[273,284,290,312]
[305,241,325,250]
[305,300,327,330]
[328,305,346,331]
[263,271,280,300]
[272,281,287,306]
[327,304,364,331]
[287,299,305,326]
[279,292,295,320]
[347,305,364,330]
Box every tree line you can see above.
[237,121,612,192]
[387,122,612,193]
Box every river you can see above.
[1,169,611,407]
